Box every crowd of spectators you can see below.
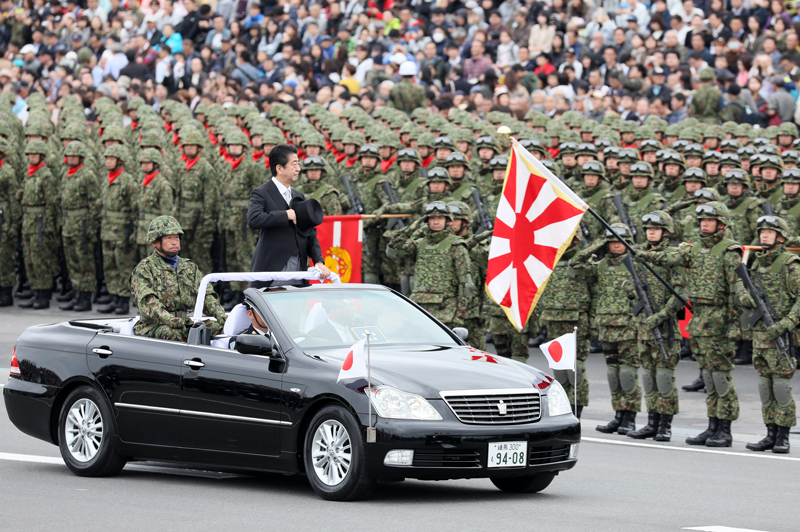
[2,0,800,126]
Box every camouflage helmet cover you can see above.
[147,215,184,243]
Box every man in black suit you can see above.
[308,300,357,344]
[248,144,331,288]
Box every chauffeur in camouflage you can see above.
[0,138,20,307]
[627,212,686,442]
[387,202,473,330]
[572,224,641,435]
[98,144,139,315]
[136,148,174,260]
[537,232,591,417]
[132,216,226,341]
[737,216,798,454]
[636,202,742,447]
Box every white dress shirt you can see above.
[271,176,293,206]
[329,320,352,342]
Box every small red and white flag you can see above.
[486,141,588,331]
[540,332,577,371]
[337,338,368,382]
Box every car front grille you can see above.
[528,445,570,465]
[412,449,482,468]
[439,389,542,424]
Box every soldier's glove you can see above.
[386,246,398,259]
[373,205,387,217]
[766,318,793,341]
[168,316,190,330]
[632,251,650,264]
[461,276,476,299]
[736,289,756,309]
[643,311,667,330]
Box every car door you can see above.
[179,341,285,465]
[86,331,185,454]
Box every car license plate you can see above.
[487,441,527,468]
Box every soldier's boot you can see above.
[686,418,719,445]
[617,411,636,435]
[590,338,603,353]
[58,292,80,311]
[653,414,673,442]
[627,411,660,439]
[682,370,706,392]
[97,295,120,314]
[596,411,624,433]
[733,340,753,365]
[705,419,733,448]
[96,282,111,305]
[0,287,12,307]
[32,290,51,310]
[746,424,777,451]
[485,333,493,345]
[73,291,93,312]
[56,289,76,303]
[679,338,692,359]
[113,297,128,315]
[772,426,791,454]
[17,290,37,308]
[15,282,33,299]
[528,326,547,347]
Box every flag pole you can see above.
[366,332,376,443]
[573,326,578,416]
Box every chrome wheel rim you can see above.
[311,420,352,486]
[65,398,104,463]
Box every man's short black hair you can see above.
[672,92,686,103]
[269,144,298,177]
[688,50,703,61]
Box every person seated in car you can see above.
[131,216,227,341]
[229,301,270,349]
[308,299,358,343]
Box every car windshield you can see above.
[260,289,458,348]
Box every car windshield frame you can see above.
[255,286,462,351]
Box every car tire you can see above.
[491,472,556,493]
[304,404,376,501]
[58,386,127,477]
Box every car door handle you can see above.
[93,347,113,358]
[183,358,205,369]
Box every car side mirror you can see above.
[236,333,278,358]
[452,327,469,343]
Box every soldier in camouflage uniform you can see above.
[388,62,426,113]
[616,162,667,243]
[97,144,139,315]
[136,148,175,261]
[637,202,742,447]
[572,224,641,435]
[689,68,722,124]
[132,216,227,341]
[175,129,217,275]
[576,161,614,241]
[627,212,686,442]
[724,169,761,246]
[300,156,345,216]
[18,140,60,310]
[58,141,100,312]
[737,216,798,454]
[537,231,591,418]
[0,138,20,306]
[773,169,800,235]
[702,150,723,191]
[354,144,391,284]
[446,200,485,349]
[557,142,580,183]
[387,202,473,329]
[758,155,784,208]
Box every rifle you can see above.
[381,181,406,231]
[639,263,674,348]
[580,221,591,244]
[622,255,669,360]
[762,200,774,216]
[612,193,637,240]
[471,188,494,234]
[341,173,364,215]
[735,263,793,366]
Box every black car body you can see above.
[5,284,580,500]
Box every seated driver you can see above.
[132,216,227,341]
[229,302,270,349]
[308,299,358,343]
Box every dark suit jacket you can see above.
[308,321,345,343]
[248,179,324,288]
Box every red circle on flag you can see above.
[550,341,563,362]
[342,350,354,371]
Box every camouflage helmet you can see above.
[695,200,731,223]
[102,125,127,143]
[427,167,452,186]
[671,139,690,153]
[24,139,49,155]
[0,137,9,155]
[630,161,654,177]
[683,143,705,158]
[640,139,661,153]
[359,144,380,158]
[756,215,792,239]
[778,122,798,137]
[489,156,508,170]
[303,155,327,172]
[396,148,421,165]
[447,200,472,224]
[558,141,578,156]
[618,149,640,164]
[103,143,129,161]
[137,147,163,167]
[540,159,557,174]
[781,168,800,183]
[433,136,455,150]
[519,138,546,155]
[64,140,89,159]
[782,150,800,165]
[699,67,716,81]
[757,144,779,156]
[576,142,597,157]
[605,222,633,242]
[224,129,249,146]
[720,139,741,153]
[603,146,621,159]
[738,146,756,160]
[444,152,468,167]
[641,210,675,234]
[378,133,401,149]
[181,129,206,147]
[581,161,606,179]
[424,201,454,221]
[760,155,784,170]
[417,132,436,148]
[719,153,742,169]
[752,137,772,148]
[703,150,721,163]
[723,169,751,186]
[147,215,184,243]
[682,167,707,184]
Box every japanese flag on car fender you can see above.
[337,338,367,382]
[540,332,576,371]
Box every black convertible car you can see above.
[5,284,580,500]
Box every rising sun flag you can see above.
[485,140,589,332]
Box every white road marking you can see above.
[683,527,772,532]
[0,452,62,464]
[583,436,800,462]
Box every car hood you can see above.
[311,344,553,398]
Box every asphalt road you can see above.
[1,304,798,532]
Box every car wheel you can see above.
[491,472,556,493]
[304,404,376,501]
[58,386,127,477]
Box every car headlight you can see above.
[547,379,572,417]
[367,386,443,420]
